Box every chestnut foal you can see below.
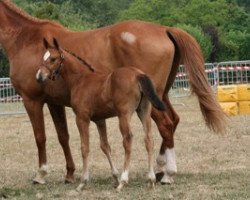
[36,38,166,191]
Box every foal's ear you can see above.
[43,38,49,49]
[53,38,60,50]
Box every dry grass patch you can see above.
[0,96,249,199]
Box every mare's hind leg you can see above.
[152,95,179,184]
[47,104,75,183]
[95,120,119,186]
[22,98,48,184]
[116,113,133,191]
[137,101,156,188]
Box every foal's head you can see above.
[36,38,64,83]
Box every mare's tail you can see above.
[137,74,166,111]
[166,28,226,133]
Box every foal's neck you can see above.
[61,52,93,87]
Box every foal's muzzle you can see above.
[36,69,47,83]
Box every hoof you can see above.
[148,181,156,190]
[65,177,75,184]
[116,181,127,192]
[76,182,88,192]
[33,177,46,185]
[155,172,164,183]
[160,174,174,185]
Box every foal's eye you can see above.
[50,58,56,62]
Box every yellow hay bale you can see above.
[219,102,238,116]
[238,101,250,114]
[237,84,250,101]
[217,85,238,102]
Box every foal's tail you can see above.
[137,74,166,111]
[167,28,226,134]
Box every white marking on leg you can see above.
[121,32,136,44]
[112,167,119,177]
[33,164,48,184]
[120,170,129,183]
[148,170,156,182]
[117,170,129,191]
[165,148,177,175]
[43,50,50,61]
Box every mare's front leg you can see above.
[47,104,75,183]
[95,120,119,186]
[22,97,48,184]
[75,115,90,192]
[152,95,179,184]
[117,113,133,191]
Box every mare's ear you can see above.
[53,38,60,50]
[43,38,49,49]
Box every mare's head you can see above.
[36,38,64,83]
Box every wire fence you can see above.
[1,60,250,115]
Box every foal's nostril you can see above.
[36,74,43,83]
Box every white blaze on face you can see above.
[165,148,177,174]
[121,32,136,44]
[43,50,51,61]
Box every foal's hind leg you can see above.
[116,113,133,191]
[95,120,119,186]
[137,101,156,188]
[47,104,75,183]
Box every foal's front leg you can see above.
[117,113,133,191]
[95,120,119,186]
[75,116,90,192]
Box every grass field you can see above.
[0,96,249,200]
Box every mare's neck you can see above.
[0,1,63,56]
[60,52,93,88]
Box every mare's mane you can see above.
[1,0,63,28]
[63,48,95,72]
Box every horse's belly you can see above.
[91,103,117,121]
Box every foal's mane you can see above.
[1,0,63,27]
[63,49,95,72]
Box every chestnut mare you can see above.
[0,0,225,185]
[37,38,166,190]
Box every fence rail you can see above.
[1,60,250,115]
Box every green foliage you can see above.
[15,1,94,31]
[119,0,249,61]
[218,31,250,61]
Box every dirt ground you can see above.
[0,96,249,200]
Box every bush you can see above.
[218,30,250,61]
